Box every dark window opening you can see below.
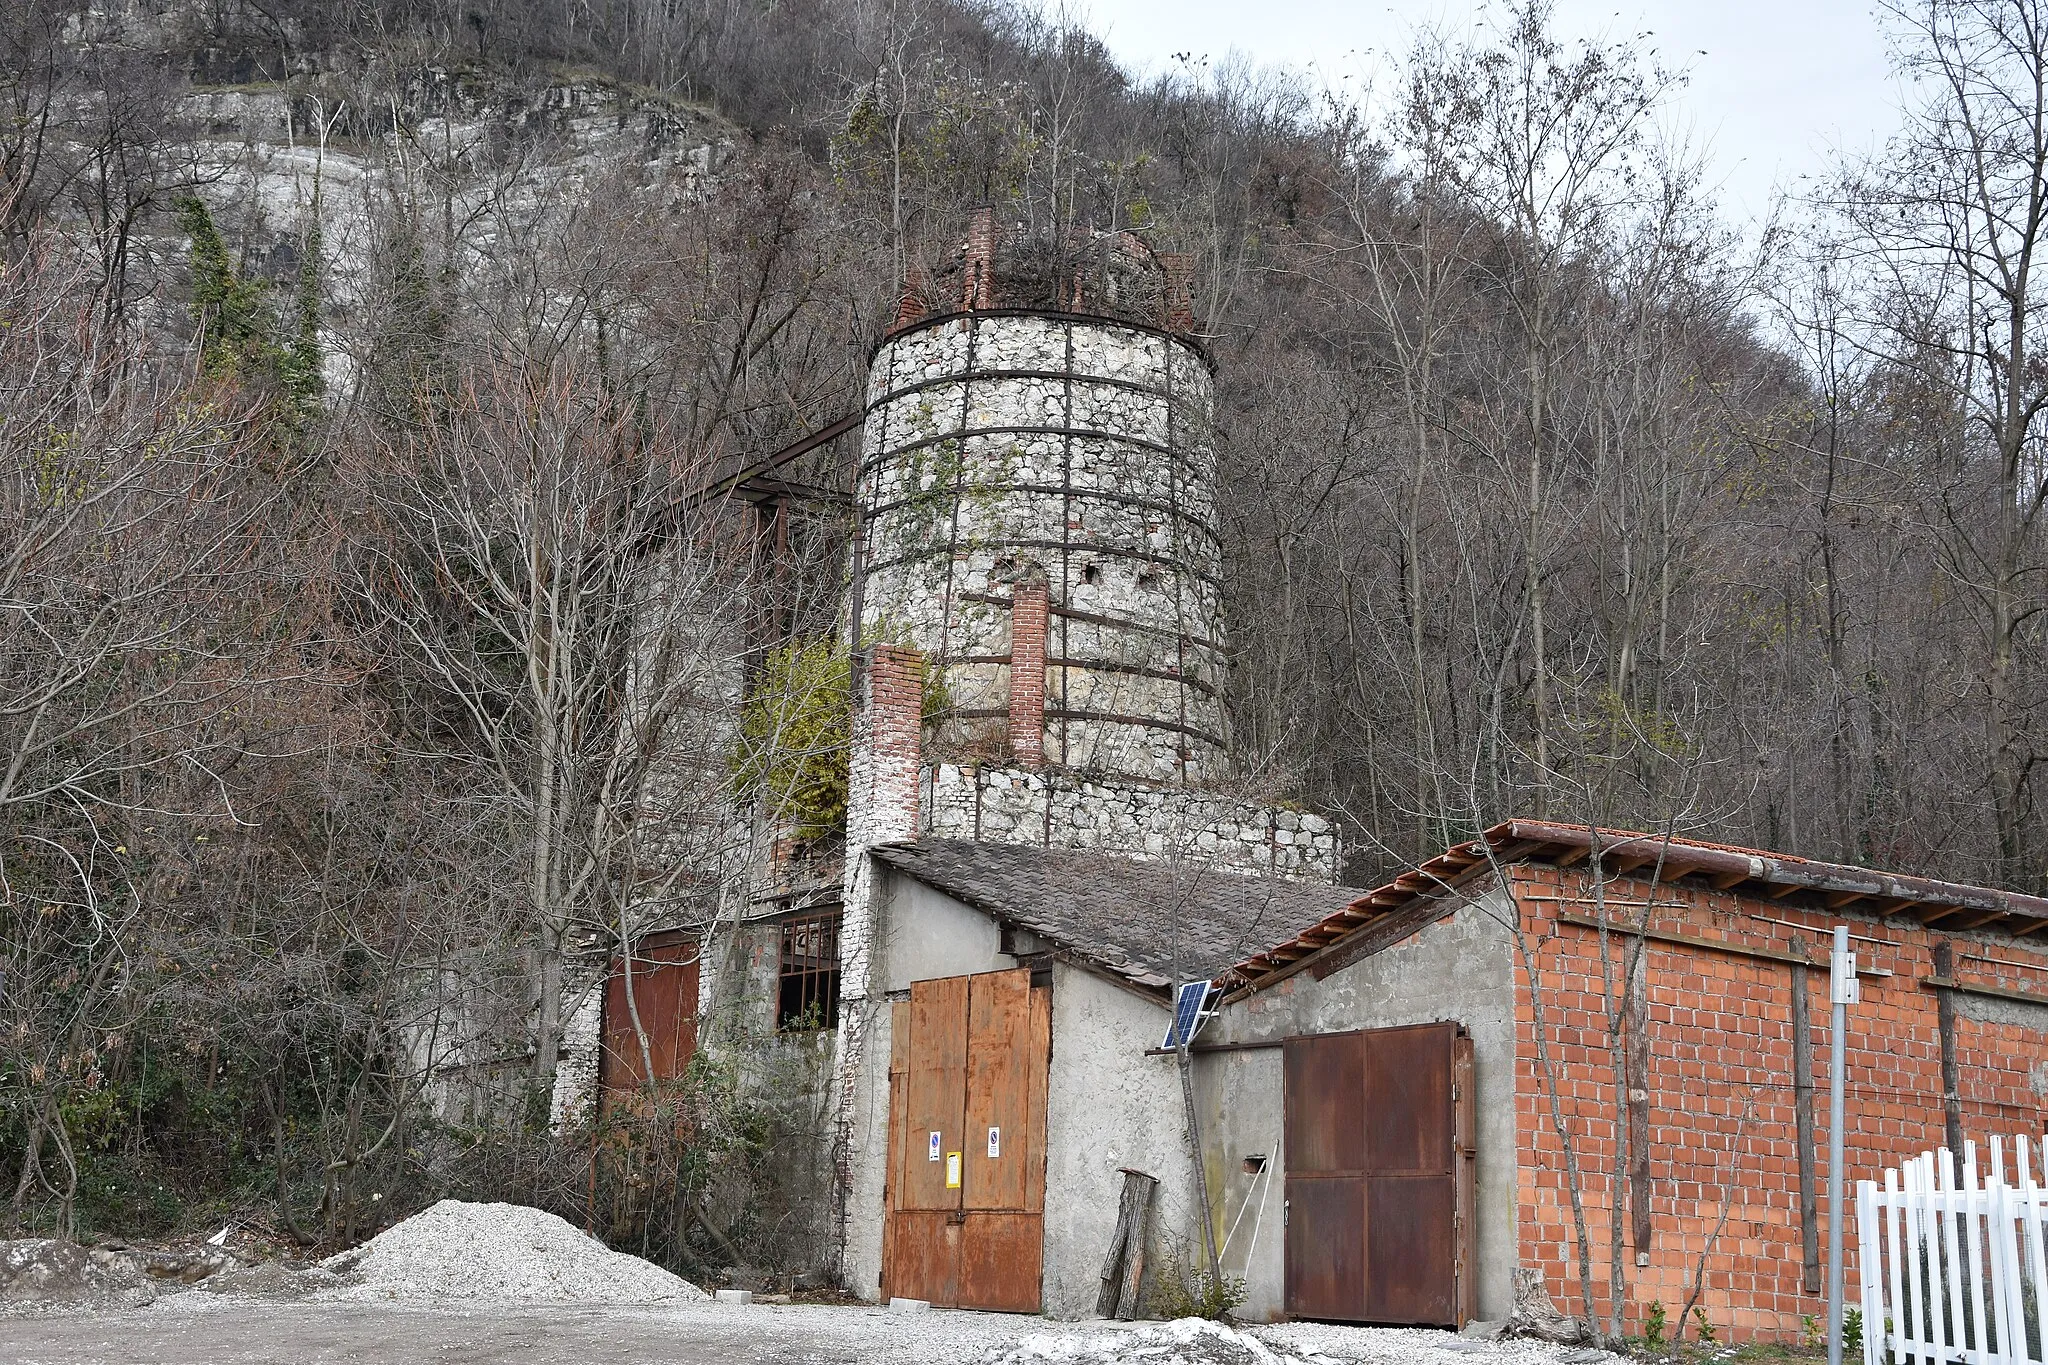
[778,910,841,1031]
[1081,563,1100,585]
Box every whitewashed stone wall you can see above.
[923,762,1341,883]
[859,314,1229,783]
[549,979,605,1124]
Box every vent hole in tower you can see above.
[1081,564,1100,586]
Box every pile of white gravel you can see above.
[984,1320,1308,1365]
[315,1199,707,1305]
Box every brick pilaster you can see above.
[963,207,999,312]
[830,643,925,1288]
[1008,568,1048,766]
[1160,252,1196,333]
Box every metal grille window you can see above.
[777,910,841,1031]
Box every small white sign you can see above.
[987,1126,1001,1159]
[945,1152,962,1189]
[929,1130,942,1161]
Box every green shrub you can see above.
[1149,1242,1245,1322]
[1643,1299,1667,1348]
[733,640,850,839]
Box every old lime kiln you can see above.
[855,211,1228,785]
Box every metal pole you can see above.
[1827,924,1853,1365]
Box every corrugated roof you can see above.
[1225,819,2048,990]
[871,838,1358,993]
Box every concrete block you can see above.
[887,1297,930,1313]
[715,1289,754,1305]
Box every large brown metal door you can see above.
[598,932,699,1107]
[882,968,1049,1312]
[1283,1022,1474,1326]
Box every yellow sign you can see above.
[945,1151,962,1189]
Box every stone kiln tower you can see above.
[856,212,1226,784]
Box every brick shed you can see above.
[1196,821,2048,1340]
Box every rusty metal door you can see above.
[599,932,699,1105]
[1283,1022,1474,1326]
[882,968,1049,1312]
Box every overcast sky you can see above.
[1069,0,1909,231]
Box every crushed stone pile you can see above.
[983,1319,1309,1365]
[0,1239,156,1313]
[316,1199,708,1304]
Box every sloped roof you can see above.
[870,839,1358,993]
[1226,819,2048,990]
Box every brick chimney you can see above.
[1160,253,1196,333]
[1008,567,1049,766]
[962,207,999,312]
[851,644,925,842]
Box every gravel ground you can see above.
[0,1294,1629,1365]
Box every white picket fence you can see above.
[1858,1138,2048,1365]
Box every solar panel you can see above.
[1161,981,1218,1050]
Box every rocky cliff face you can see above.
[26,1,742,372]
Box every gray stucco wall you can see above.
[1040,960,1190,1319]
[1197,886,1519,1322]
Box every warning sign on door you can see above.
[987,1126,1001,1158]
[945,1152,962,1188]
[929,1131,941,1161]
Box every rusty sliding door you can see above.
[1283,1021,1471,1326]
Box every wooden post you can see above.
[1627,960,1651,1257]
[1792,959,1821,1295]
[1933,939,1966,1179]
[1177,1042,1225,1296]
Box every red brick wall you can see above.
[1508,863,2048,1342]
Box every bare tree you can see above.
[1826,0,2048,889]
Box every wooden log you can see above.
[1097,1168,1158,1320]
[1116,1171,1156,1321]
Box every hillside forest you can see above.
[4,0,2047,1275]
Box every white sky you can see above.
[1070,0,1909,232]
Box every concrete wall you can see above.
[1197,885,1520,1323]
